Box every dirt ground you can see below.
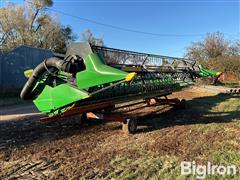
[0,86,240,179]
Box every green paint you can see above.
[76,53,128,89]
[198,64,221,77]
[33,83,89,113]
[31,53,221,115]
[33,53,130,114]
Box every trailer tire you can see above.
[79,113,89,126]
[174,99,186,110]
[179,99,186,109]
[122,118,137,134]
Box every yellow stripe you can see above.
[125,72,137,81]
[24,69,33,78]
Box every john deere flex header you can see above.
[20,43,221,133]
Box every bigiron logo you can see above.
[181,161,238,179]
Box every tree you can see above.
[80,29,104,46]
[0,0,76,53]
[185,32,240,81]
[53,26,77,53]
[227,40,240,56]
[185,32,229,60]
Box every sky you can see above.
[1,0,240,57]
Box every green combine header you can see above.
[20,43,221,133]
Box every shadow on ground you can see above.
[0,93,239,150]
[136,93,240,133]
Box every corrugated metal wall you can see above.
[0,46,54,93]
[0,54,2,86]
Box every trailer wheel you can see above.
[174,99,186,110]
[79,113,88,125]
[122,118,137,134]
[179,99,186,109]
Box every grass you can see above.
[108,94,240,179]
[194,96,240,132]
[1,87,239,179]
[108,154,180,180]
[211,147,240,167]
[207,145,240,179]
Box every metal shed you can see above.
[0,46,54,93]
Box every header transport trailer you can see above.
[20,43,222,134]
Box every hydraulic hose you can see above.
[20,57,73,100]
